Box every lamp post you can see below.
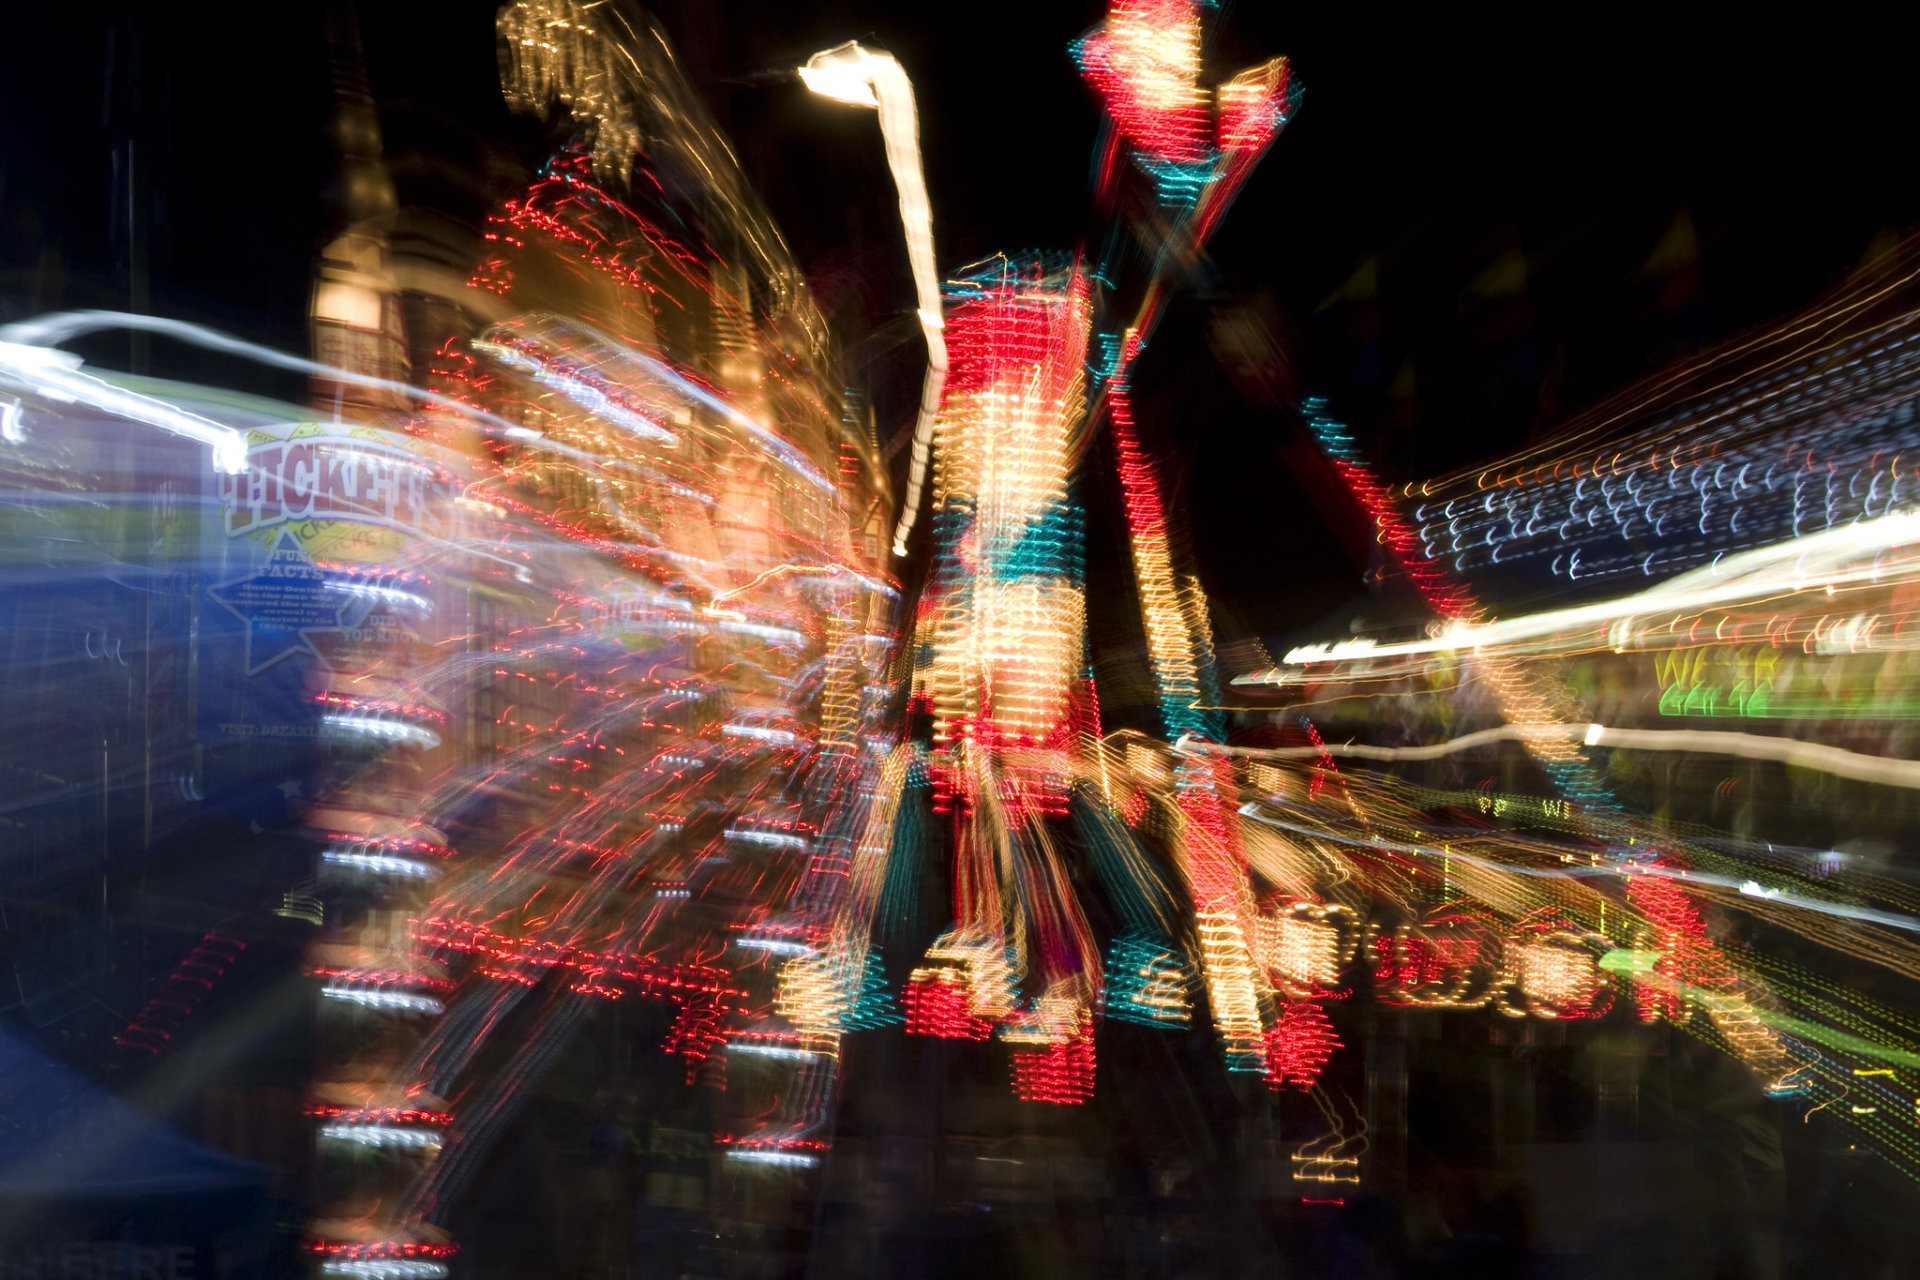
[799,42,944,559]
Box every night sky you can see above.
[4,3,1916,659]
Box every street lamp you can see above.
[800,42,945,559]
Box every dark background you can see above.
[4,2,1916,653]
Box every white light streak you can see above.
[800,42,945,556]
[0,309,542,458]
[735,936,814,956]
[724,828,812,852]
[321,850,439,879]
[1241,806,1920,933]
[1181,724,1574,763]
[1258,506,1920,669]
[727,1040,827,1061]
[324,580,434,614]
[318,1258,445,1280]
[716,618,807,645]
[1581,722,1920,791]
[322,714,443,750]
[470,339,678,444]
[724,1148,819,1168]
[0,340,249,473]
[1189,723,1920,791]
[318,1123,444,1149]
[320,1264,448,1280]
[722,723,802,747]
[320,985,446,1015]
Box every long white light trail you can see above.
[800,42,946,557]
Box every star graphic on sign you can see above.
[208,528,348,675]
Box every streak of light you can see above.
[321,851,440,879]
[317,1123,445,1148]
[800,42,946,556]
[320,986,448,1015]
[0,338,248,473]
[1240,806,1920,935]
[724,1148,820,1167]
[320,1264,449,1280]
[1188,721,1920,792]
[1258,505,1920,670]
